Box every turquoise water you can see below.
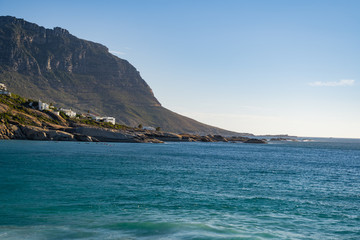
[0,140,360,239]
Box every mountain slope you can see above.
[0,16,244,135]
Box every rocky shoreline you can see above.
[0,122,267,144]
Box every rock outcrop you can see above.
[0,121,265,144]
[244,138,267,144]
[0,124,74,141]
[0,124,24,139]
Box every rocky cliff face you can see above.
[0,16,242,135]
[0,16,159,107]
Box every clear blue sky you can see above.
[1,0,359,138]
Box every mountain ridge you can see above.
[0,16,248,136]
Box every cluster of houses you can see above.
[1,82,116,125]
[36,99,116,125]
[1,83,158,130]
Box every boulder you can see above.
[244,138,267,144]
[73,133,93,142]
[200,136,214,142]
[19,125,75,141]
[209,135,228,142]
[47,130,74,141]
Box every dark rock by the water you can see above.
[244,138,267,144]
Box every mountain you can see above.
[0,16,245,135]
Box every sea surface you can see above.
[0,139,360,239]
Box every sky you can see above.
[1,0,359,138]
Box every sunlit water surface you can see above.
[1,139,360,239]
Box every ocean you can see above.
[0,139,359,239]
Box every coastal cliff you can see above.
[0,16,245,136]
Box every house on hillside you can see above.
[0,83,11,96]
[38,100,50,111]
[84,113,116,125]
[100,117,116,125]
[60,108,76,118]
[143,126,156,131]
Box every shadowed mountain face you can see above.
[0,16,243,135]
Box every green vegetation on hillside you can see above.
[0,94,130,130]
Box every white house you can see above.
[38,100,50,111]
[101,117,116,125]
[0,83,11,96]
[143,126,156,131]
[60,108,76,118]
[86,113,115,125]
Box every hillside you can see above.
[0,16,245,135]
[0,93,261,143]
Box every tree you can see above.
[156,127,161,131]
[138,124,143,129]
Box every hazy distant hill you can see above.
[0,16,245,135]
